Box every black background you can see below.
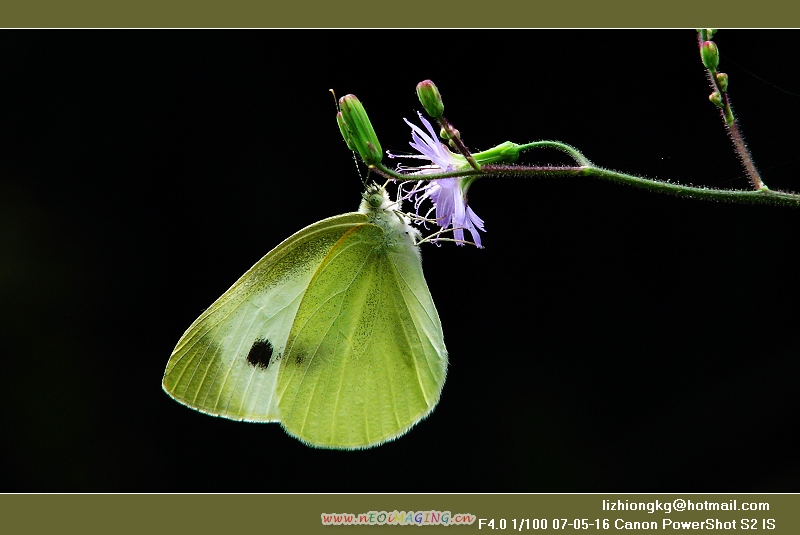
[2,30,798,492]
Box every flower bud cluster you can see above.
[699,33,731,113]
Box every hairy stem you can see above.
[437,116,481,170]
[697,32,766,190]
[375,160,800,208]
[515,140,592,166]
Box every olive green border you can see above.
[2,494,799,533]
[3,2,799,534]
[0,0,798,27]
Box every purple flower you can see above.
[409,178,485,248]
[388,113,485,248]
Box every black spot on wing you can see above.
[292,351,307,366]
[246,338,274,369]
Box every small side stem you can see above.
[698,32,766,190]
[726,118,766,190]
[437,116,481,170]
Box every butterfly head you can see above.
[358,183,418,244]
[359,183,396,215]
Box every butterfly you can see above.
[162,183,447,449]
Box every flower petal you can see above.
[392,114,486,248]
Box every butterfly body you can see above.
[163,185,447,449]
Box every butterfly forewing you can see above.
[163,185,448,449]
[277,222,447,449]
[162,213,368,422]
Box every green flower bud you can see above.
[709,91,724,108]
[439,126,459,141]
[416,80,444,118]
[723,107,734,125]
[701,41,719,72]
[715,72,728,92]
[338,94,383,166]
[472,141,521,165]
[336,112,356,151]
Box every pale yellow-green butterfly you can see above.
[162,183,447,449]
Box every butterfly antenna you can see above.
[361,167,376,188]
[354,153,367,185]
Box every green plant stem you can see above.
[373,159,800,208]
[579,166,796,206]
[515,140,592,166]
[697,31,765,190]
[437,116,481,170]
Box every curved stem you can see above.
[515,140,592,166]
[504,165,800,207]
[482,163,800,206]
[582,166,799,205]
[377,125,800,208]
[376,160,800,207]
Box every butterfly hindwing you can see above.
[277,221,448,449]
[162,213,368,422]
